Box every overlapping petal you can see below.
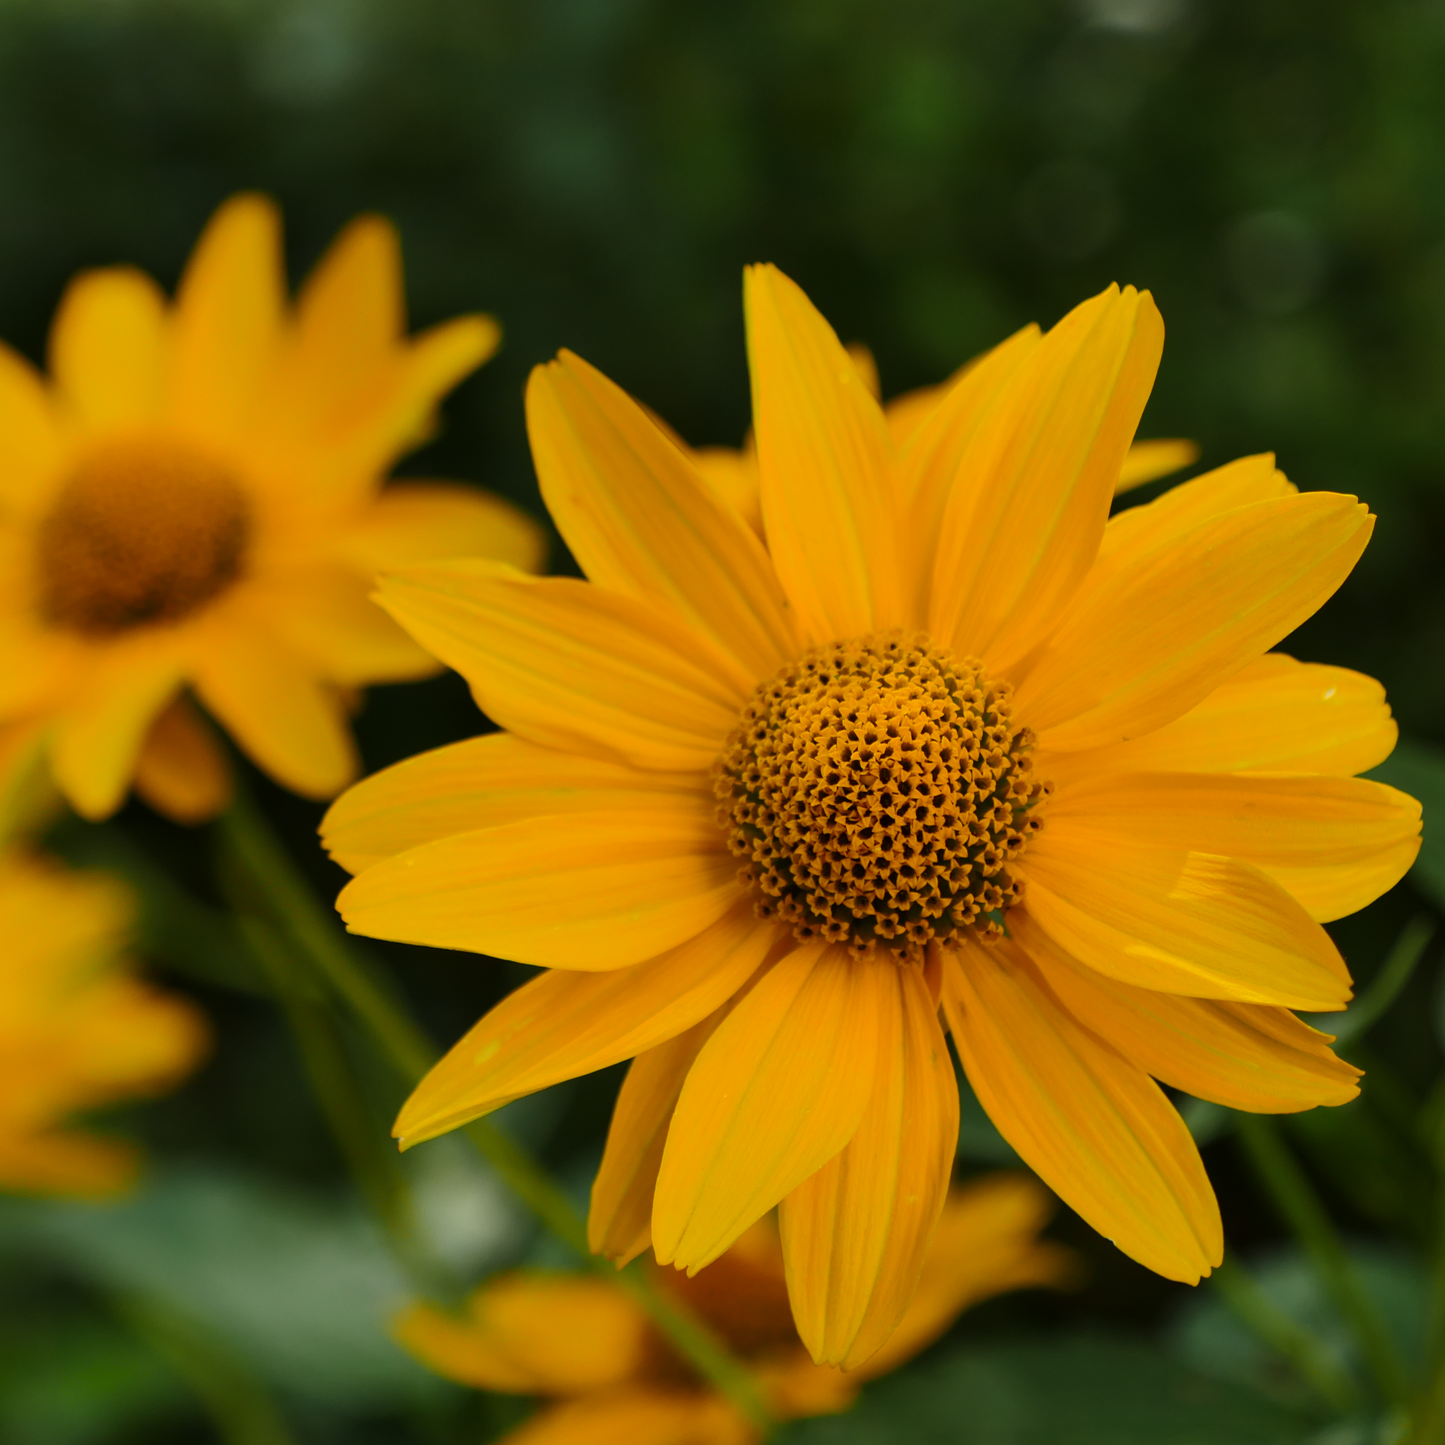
[393,901,773,1147]
[376,563,746,770]
[654,944,885,1272]
[779,964,958,1368]
[338,806,738,969]
[943,939,1221,1282]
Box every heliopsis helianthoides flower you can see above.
[0,193,542,824]
[0,852,206,1196]
[325,269,1421,1366]
[395,1176,1072,1445]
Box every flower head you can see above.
[395,1176,1071,1441]
[0,853,206,1196]
[326,270,1418,1365]
[0,193,543,822]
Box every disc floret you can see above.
[715,631,1049,962]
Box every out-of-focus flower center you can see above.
[36,436,250,636]
[715,631,1049,962]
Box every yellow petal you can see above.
[335,482,546,575]
[1041,651,1397,780]
[394,900,773,1146]
[0,1131,139,1199]
[502,1393,749,1445]
[653,943,884,1272]
[745,264,899,641]
[527,351,799,679]
[376,563,745,771]
[191,618,356,799]
[0,342,66,513]
[692,444,763,538]
[323,732,702,875]
[591,1008,736,1266]
[167,193,285,442]
[1018,822,1352,1009]
[1013,911,1360,1112]
[943,939,1221,1283]
[1013,489,1373,751]
[1115,438,1200,493]
[49,267,168,432]
[779,964,958,1368]
[1045,770,1420,922]
[899,325,1041,626]
[338,806,739,969]
[851,1174,1077,1382]
[929,286,1163,669]
[394,1275,649,1393]
[251,566,437,686]
[132,693,232,824]
[49,641,186,820]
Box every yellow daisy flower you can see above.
[0,852,206,1196]
[395,1176,1072,1444]
[324,271,1419,1366]
[0,193,543,823]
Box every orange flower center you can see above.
[715,631,1049,962]
[36,436,251,636]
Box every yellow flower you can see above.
[395,1176,1072,1443]
[325,271,1419,1366]
[0,193,543,822]
[0,852,206,1196]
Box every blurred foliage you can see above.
[3,0,1445,1440]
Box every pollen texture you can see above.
[36,436,250,636]
[715,632,1048,961]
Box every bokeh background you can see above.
[4,1,1445,1441]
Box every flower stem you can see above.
[213,789,773,1435]
[1236,1113,1411,1409]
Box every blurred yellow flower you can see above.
[0,192,543,822]
[0,852,206,1196]
[326,270,1418,1365]
[395,1176,1073,1444]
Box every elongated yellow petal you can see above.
[1019,823,1351,1009]
[1045,770,1420,922]
[394,901,772,1147]
[192,618,356,800]
[653,943,884,1271]
[944,940,1221,1283]
[745,264,899,641]
[132,694,231,824]
[0,342,65,513]
[1114,438,1200,493]
[528,352,799,680]
[339,807,739,969]
[335,482,546,575]
[779,964,958,1368]
[394,1275,649,1394]
[590,1008,734,1265]
[50,642,186,821]
[322,732,703,875]
[167,193,285,441]
[502,1393,748,1445]
[1013,490,1373,751]
[899,325,1041,625]
[376,562,746,771]
[49,267,168,432]
[929,286,1163,669]
[1041,652,1397,780]
[1013,912,1360,1112]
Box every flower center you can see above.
[36,436,251,636]
[715,631,1049,962]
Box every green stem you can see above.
[1210,1255,1359,1413]
[1237,1114,1411,1409]
[113,1290,297,1445]
[214,792,773,1435]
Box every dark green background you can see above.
[3,1,1444,1442]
